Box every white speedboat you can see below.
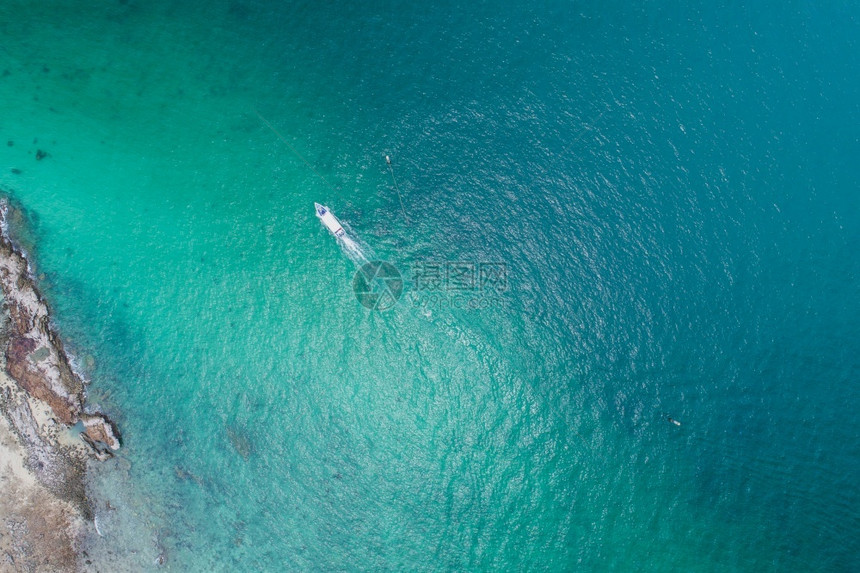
[314,203,345,238]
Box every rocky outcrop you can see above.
[0,193,137,573]
[0,199,120,454]
[0,212,82,425]
[0,196,126,570]
[0,383,88,511]
[81,413,121,451]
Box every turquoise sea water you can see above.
[2,0,858,570]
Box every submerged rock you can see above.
[226,425,253,460]
[80,432,113,461]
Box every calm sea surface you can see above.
[1,1,858,570]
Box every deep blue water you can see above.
[1,0,858,570]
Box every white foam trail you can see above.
[339,234,368,265]
[317,207,374,266]
[337,232,372,266]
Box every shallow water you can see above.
[1,0,858,570]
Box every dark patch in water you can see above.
[226,425,253,460]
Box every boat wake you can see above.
[315,203,373,266]
[338,233,372,266]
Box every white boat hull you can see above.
[315,203,345,237]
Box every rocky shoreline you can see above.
[0,198,119,571]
